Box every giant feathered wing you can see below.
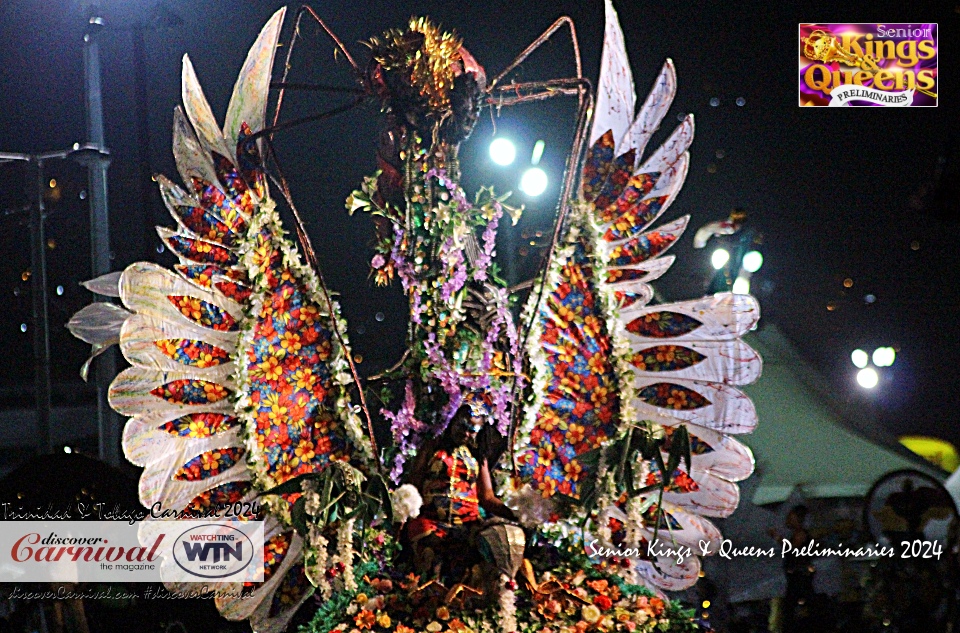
[516,0,760,591]
[68,9,372,631]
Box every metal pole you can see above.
[132,24,157,255]
[29,159,53,455]
[82,3,121,467]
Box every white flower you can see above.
[390,484,423,523]
[581,604,601,624]
[505,483,555,528]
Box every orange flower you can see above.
[564,461,583,481]
[281,331,302,353]
[256,355,283,381]
[538,478,557,497]
[354,609,376,630]
[294,368,316,391]
[567,423,585,444]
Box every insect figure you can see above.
[68,2,761,631]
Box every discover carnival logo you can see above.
[799,23,937,107]
[0,520,264,583]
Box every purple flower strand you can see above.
[382,381,428,483]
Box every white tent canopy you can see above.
[739,324,939,505]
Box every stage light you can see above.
[857,367,879,389]
[520,167,548,196]
[732,276,750,294]
[873,347,896,367]
[711,248,730,270]
[743,250,763,272]
[851,349,869,369]
[489,138,516,166]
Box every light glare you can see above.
[742,250,764,273]
[873,347,896,367]
[857,367,879,389]
[711,249,730,270]
[851,349,869,369]
[732,276,750,295]
[520,167,548,196]
[489,138,516,166]
[531,140,545,165]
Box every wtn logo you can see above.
[181,541,243,563]
[171,523,261,581]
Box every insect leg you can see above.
[271,5,364,130]
[489,17,584,108]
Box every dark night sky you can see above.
[0,0,957,447]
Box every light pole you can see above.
[79,1,121,467]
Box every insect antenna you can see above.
[271,4,366,131]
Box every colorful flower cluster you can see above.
[155,338,230,368]
[625,312,701,339]
[173,196,235,244]
[602,195,668,243]
[582,130,635,216]
[243,532,293,596]
[195,175,250,233]
[159,412,238,438]
[184,480,251,512]
[607,228,678,268]
[629,345,706,372]
[150,379,229,405]
[636,383,710,411]
[303,552,702,633]
[166,233,239,266]
[167,294,239,331]
[597,172,656,224]
[235,199,372,507]
[173,447,245,481]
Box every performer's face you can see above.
[451,416,481,447]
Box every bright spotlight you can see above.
[489,138,516,166]
[732,276,750,295]
[742,250,763,273]
[851,349,869,369]
[520,167,548,196]
[873,347,896,367]
[857,367,879,389]
[63,446,72,454]
[711,249,730,270]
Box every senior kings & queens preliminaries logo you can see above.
[799,24,937,107]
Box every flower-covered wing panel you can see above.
[621,293,760,344]
[642,458,741,518]
[518,240,620,500]
[600,216,688,268]
[239,212,371,497]
[659,419,755,482]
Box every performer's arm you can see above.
[478,459,516,521]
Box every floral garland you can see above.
[300,528,703,633]
[381,381,429,483]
